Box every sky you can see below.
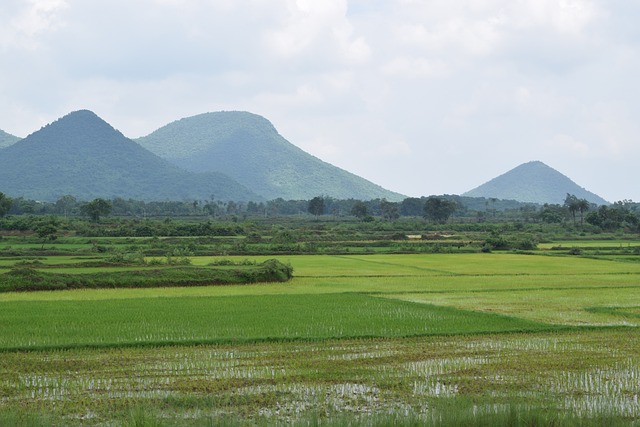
[1,0,639,202]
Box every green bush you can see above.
[569,247,583,255]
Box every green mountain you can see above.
[0,110,259,202]
[137,111,405,201]
[0,129,20,148]
[462,161,609,205]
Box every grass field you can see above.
[538,240,640,249]
[1,251,640,425]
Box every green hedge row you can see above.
[0,259,293,292]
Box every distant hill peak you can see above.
[463,161,609,205]
[138,111,280,159]
[137,111,405,201]
[44,110,121,134]
[50,109,104,125]
[67,109,98,118]
[0,129,21,149]
[0,109,259,202]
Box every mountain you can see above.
[462,161,609,205]
[0,129,20,148]
[0,110,259,202]
[137,111,405,201]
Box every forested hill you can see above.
[463,161,609,205]
[0,110,259,202]
[0,129,20,148]
[137,111,405,201]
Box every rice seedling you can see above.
[1,252,639,425]
[0,293,555,351]
[1,331,638,425]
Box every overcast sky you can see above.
[2,0,639,202]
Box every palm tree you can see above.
[577,199,590,226]
[564,194,580,225]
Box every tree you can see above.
[35,222,58,249]
[226,201,238,215]
[55,195,78,217]
[423,197,457,224]
[586,202,638,231]
[539,204,566,224]
[0,192,12,218]
[576,199,590,226]
[380,199,399,221]
[81,198,112,222]
[203,202,220,217]
[350,201,368,220]
[308,196,325,217]
[564,194,580,225]
[486,197,498,217]
[399,197,423,216]
[266,198,285,216]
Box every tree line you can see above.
[1,191,638,232]
[1,192,496,223]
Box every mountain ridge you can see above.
[2,112,611,205]
[0,110,259,202]
[137,111,405,201]
[462,161,609,205]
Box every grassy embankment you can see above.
[0,259,292,292]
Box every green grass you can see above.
[0,293,555,351]
[202,253,640,276]
[539,239,640,249]
[388,287,640,326]
[2,254,639,327]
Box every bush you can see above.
[485,232,510,250]
[259,259,294,281]
[568,247,583,255]
[515,237,538,251]
[105,251,145,264]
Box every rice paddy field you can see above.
[1,249,640,425]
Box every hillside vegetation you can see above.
[0,111,259,202]
[463,161,608,205]
[0,129,20,148]
[137,111,405,201]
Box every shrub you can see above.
[515,237,538,251]
[568,247,583,255]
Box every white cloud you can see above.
[1,0,68,50]
[370,137,413,157]
[255,84,325,110]
[545,134,590,157]
[509,0,597,35]
[589,104,640,157]
[394,17,505,56]
[265,0,371,64]
[382,56,448,78]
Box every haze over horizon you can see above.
[2,1,638,202]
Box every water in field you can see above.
[1,331,639,424]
